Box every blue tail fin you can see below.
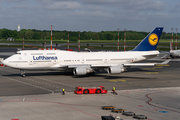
[132,27,163,51]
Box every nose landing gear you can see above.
[20,70,25,77]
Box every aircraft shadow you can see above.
[125,68,159,72]
[2,71,74,77]
[2,68,158,79]
[91,74,155,80]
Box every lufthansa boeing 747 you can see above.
[1,27,170,77]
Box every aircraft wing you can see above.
[142,54,159,59]
[52,59,171,69]
[123,59,171,67]
[50,64,91,70]
[91,59,171,67]
[123,63,156,67]
[53,64,119,69]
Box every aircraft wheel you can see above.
[22,74,25,77]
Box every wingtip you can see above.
[158,59,171,65]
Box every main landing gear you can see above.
[20,70,25,77]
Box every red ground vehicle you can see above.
[74,86,107,94]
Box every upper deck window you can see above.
[31,53,43,55]
[47,53,56,55]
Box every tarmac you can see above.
[0,88,180,120]
[0,48,180,120]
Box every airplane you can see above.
[170,50,180,58]
[161,42,180,59]
[169,40,180,58]
[1,27,170,77]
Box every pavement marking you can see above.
[1,75,54,94]
[22,77,57,92]
[0,98,101,119]
[159,111,169,113]
[148,108,158,111]
[22,98,25,101]
[0,69,62,93]
[146,92,180,113]
[155,67,163,68]
[7,99,21,101]
[143,68,156,70]
[33,76,75,88]
[145,72,159,74]
[109,79,149,88]
[156,64,170,66]
[108,80,126,82]
[0,68,74,90]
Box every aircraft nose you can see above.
[170,51,175,55]
[2,59,8,66]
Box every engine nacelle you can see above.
[121,68,125,72]
[108,66,122,74]
[73,67,87,75]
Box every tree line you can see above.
[0,28,179,41]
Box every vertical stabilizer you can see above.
[132,27,163,51]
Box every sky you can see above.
[0,0,180,32]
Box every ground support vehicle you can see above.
[0,64,4,66]
[74,86,107,94]
[111,109,125,113]
[122,112,135,116]
[101,116,115,120]
[133,115,147,119]
[101,116,120,120]
[102,106,116,110]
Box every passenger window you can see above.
[78,89,82,91]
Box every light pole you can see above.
[117,28,119,51]
[50,25,54,50]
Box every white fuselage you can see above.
[3,50,159,71]
[170,50,180,57]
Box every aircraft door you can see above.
[29,58,33,65]
[53,59,57,65]
[81,58,85,64]
[104,57,108,63]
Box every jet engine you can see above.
[107,66,122,74]
[73,67,87,75]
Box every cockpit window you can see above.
[14,52,21,55]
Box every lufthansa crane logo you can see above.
[148,33,158,46]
